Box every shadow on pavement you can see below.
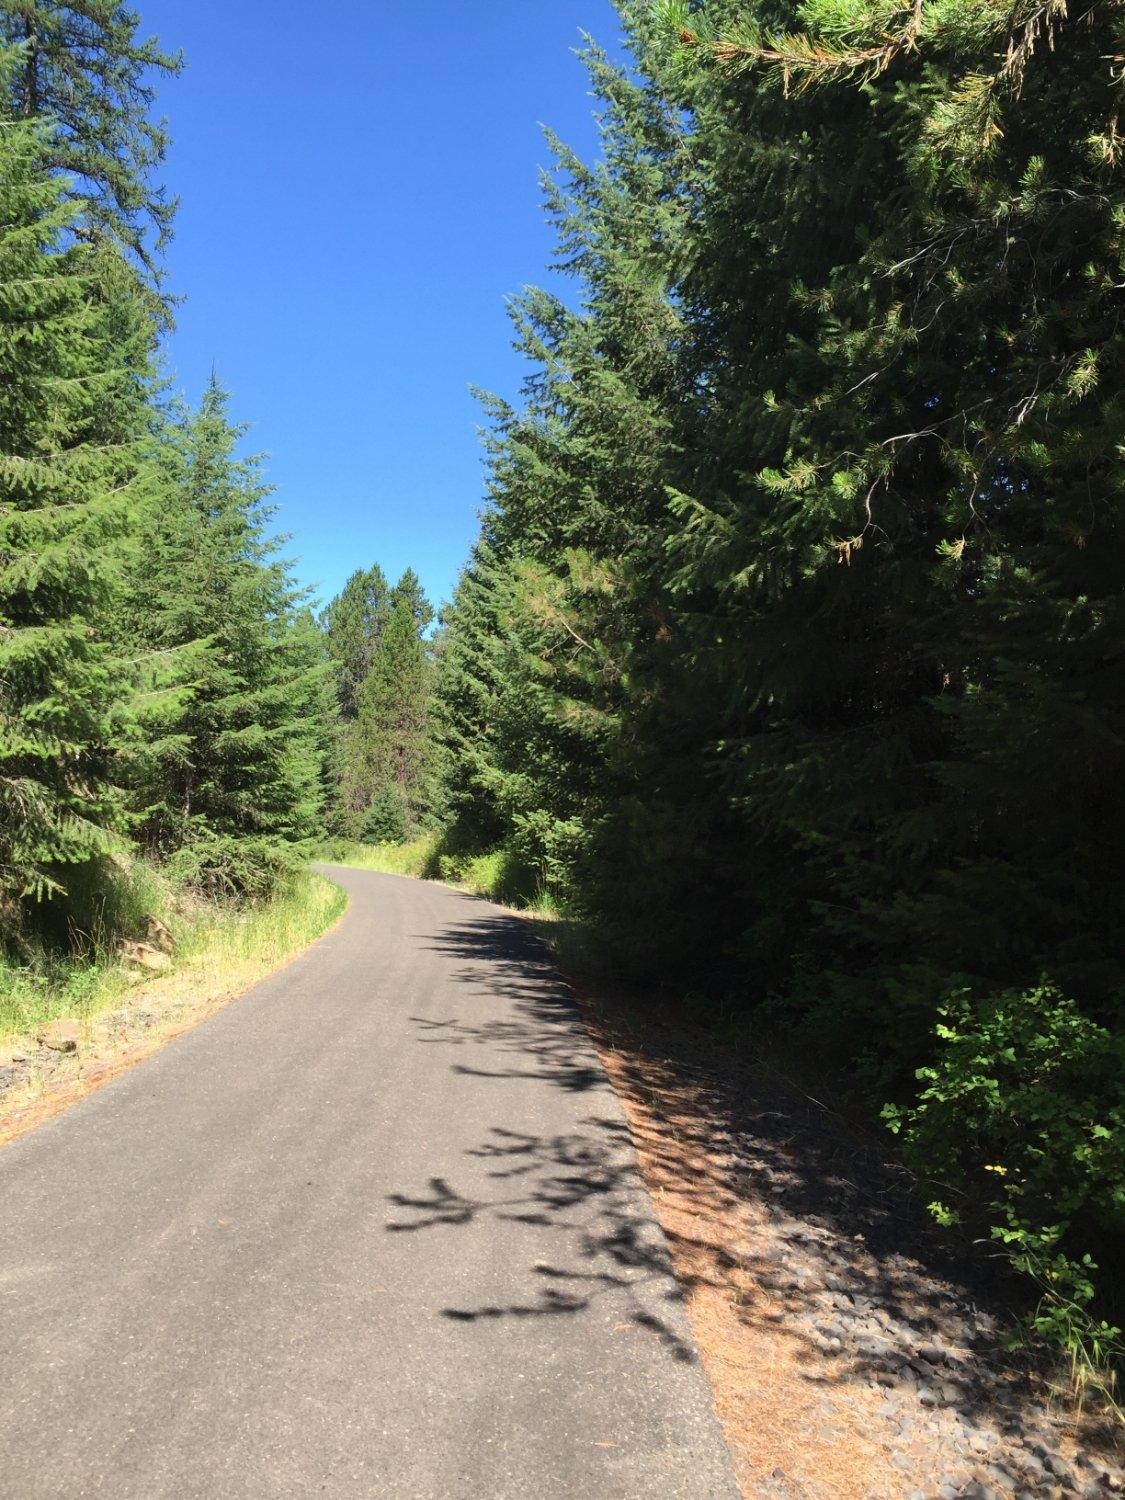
[384,912,696,1359]
[385,903,1124,1492]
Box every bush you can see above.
[167,834,297,903]
[885,983,1125,1377]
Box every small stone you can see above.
[37,1019,80,1053]
[1044,1456,1075,1484]
[891,1452,912,1472]
[144,915,175,951]
[986,1463,1018,1493]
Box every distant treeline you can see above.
[422,2,1125,1367]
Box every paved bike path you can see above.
[0,867,737,1498]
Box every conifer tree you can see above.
[319,564,392,834]
[321,564,391,721]
[321,565,435,840]
[433,25,693,907]
[354,576,433,838]
[0,57,139,925]
[0,1,182,276]
[122,378,327,896]
[433,0,1124,1334]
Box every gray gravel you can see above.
[0,867,738,1499]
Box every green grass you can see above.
[0,863,346,1045]
[320,835,559,913]
[322,834,441,881]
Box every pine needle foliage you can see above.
[321,565,435,841]
[0,63,139,917]
[0,0,182,281]
[120,379,329,898]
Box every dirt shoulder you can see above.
[573,984,1123,1499]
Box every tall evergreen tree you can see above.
[432,0,1125,1336]
[0,1,182,277]
[433,27,699,909]
[121,378,327,896]
[0,57,139,926]
[321,565,434,840]
[321,563,391,721]
[355,576,433,839]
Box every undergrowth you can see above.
[1,860,345,1044]
[320,835,559,914]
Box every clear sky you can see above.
[136,0,623,612]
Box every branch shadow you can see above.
[384,911,702,1359]
[391,901,1122,1488]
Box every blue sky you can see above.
[137,0,622,612]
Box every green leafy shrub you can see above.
[885,984,1125,1377]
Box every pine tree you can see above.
[319,564,393,833]
[429,538,511,852]
[321,565,435,840]
[354,572,433,839]
[433,0,1125,1332]
[432,24,695,911]
[321,564,391,719]
[0,1,182,277]
[122,378,327,896]
[0,57,139,927]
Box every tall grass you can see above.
[172,869,345,996]
[0,862,345,1044]
[321,835,440,881]
[320,835,559,913]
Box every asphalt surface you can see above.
[0,867,738,1499]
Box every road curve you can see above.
[0,867,738,1499]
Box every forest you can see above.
[1,0,1122,1389]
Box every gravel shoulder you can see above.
[575,982,1124,1499]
